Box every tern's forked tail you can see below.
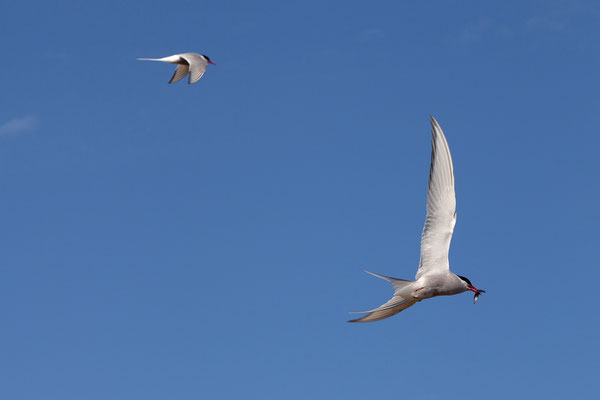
[137,55,181,63]
[348,271,417,323]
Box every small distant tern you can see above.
[137,53,215,84]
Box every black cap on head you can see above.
[458,275,472,286]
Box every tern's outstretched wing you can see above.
[348,296,417,323]
[169,63,190,84]
[180,53,207,84]
[415,116,457,280]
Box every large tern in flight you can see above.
[349,116,485,323]
[137,53,215,84]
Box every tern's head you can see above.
[458,275,486,303]
[202,54,216,65]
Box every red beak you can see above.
[468,285,479,293]
[208,60,216,65]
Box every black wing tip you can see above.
[347,309,373,323]
[430,115,441,132]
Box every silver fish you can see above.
[473,289,486,304]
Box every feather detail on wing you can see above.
[169,63,190,84]
[180,53,208,84]
[348,296,417,323]
[415,116,457,280]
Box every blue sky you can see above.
[2,0,599,398]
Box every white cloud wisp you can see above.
[0,116,37,136]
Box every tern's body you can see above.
[411,274,470,300]
[349,116,484,323]
[137,52,215,84]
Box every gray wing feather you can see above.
[169,63,190,84]
[180,53,208,84]
[348,297,417,323]
[415,116,457,280]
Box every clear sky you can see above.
[2,0,599,399]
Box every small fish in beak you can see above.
[473,289,486,304]
[467,285,485,304]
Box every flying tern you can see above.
[349,116,485,323]
[137,53,215,84]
